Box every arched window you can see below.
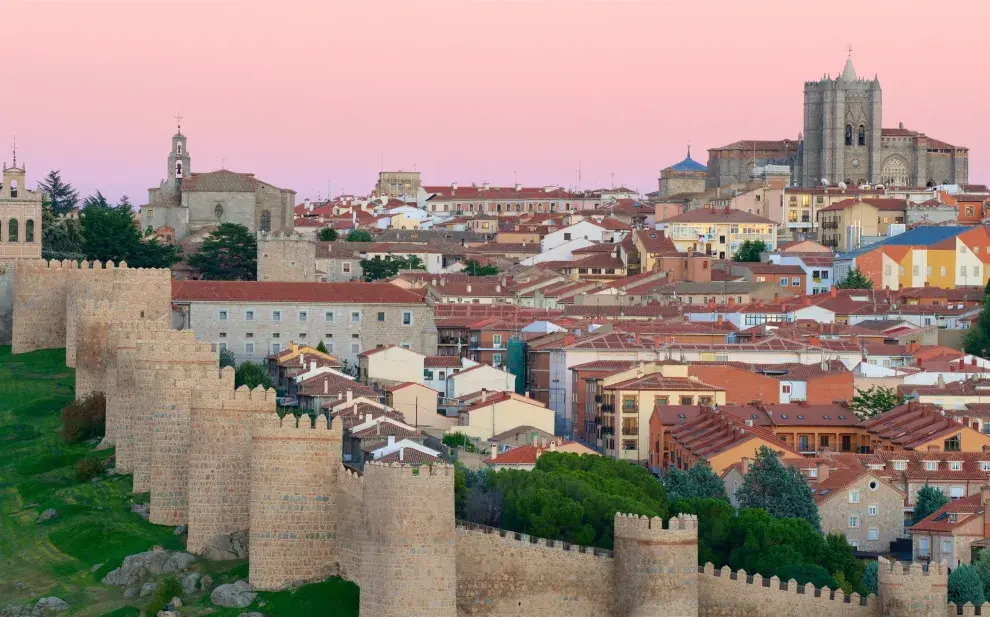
[175,161,183,178]
[845,125,853,146]
[8,218,18,242]
[214,203,224,220]
[881,155,911,187]
[858,125,866,146]
[176,141,183,155]
[25,219,34,243]
[260,210,271,232]
[703,260,709,270]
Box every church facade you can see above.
[141,129,296,242]
[706,58,968,189]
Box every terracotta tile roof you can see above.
[332,404,405,429]
[172,280,427,304]
[296,374,377,399]
[363,242,444,254]
[910,492,983,533]
[350,417,421,439]
[604,374,723,392]
[743,264,806,276]
[461,392,546,414]
[633,229,679,254]
[469,242,542,254]
[181,170,260,192]
[820,198,908,212]
[563,304,682,319]
[424,356,464,369]
[899,379,990,397]
[484,441,584,465]
[374,448,441,464]
[570,360,639,372]
[668,407,800,460]
[860,402,971,450]
[710,139,799,152]
[659,209,777,224]
[386,382,439,394]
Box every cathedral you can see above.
[706,57,969,189]
[141,123,296,242]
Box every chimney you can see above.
[481,388,488,402]
[532,435,539,447]
[542,436,549,448]
[808,335,821,346]
[550,440,557,452]
[483,182,490,190]
[817,462,830,482]
[830,286,837,298]
[365,413,372,423]
[491,443,498,459]
[346,388,353,401]
[310,360,317,372]
[299,353,305,367]
[937,375,946,389]
[466,284,472,293]
[515,183,522,192]
[908,341,919,354]
[717,315,724,326]
[399,446,404,462]
[388,435,395,446]
[741,457,752,474]
[728,296,736,307]
[323,378,329,394]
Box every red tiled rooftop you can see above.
[172,280,427,304]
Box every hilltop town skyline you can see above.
[2,0,987,202]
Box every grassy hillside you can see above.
[0,346,358,616]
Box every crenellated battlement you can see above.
[364,459,456,478]
[702,562,876,609]
[613,512,699,540]
[948,602,990,616]
[251,412,343,442]
[456,520,614,558]
[877,556,949,579]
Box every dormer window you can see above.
[950,461,962,471]
[924,461,938,472]
[893,460,907,471]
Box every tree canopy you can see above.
[964,294,990,357]
[78,199,180,268]
[38,169,80,215]
[949,564,986,606]
[731,240,767,262]
[662,460,728,504]
[317,227,338,242]
[360,255,425,282]
[187,223,258,281]
[462,258,500,276]
[735,446,821,531]
[346,229,373,242]
[913,486,949,524]
[234,361,273,390]
[835,267,873,289]
[850,385,903,421]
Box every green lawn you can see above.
[0,346,358,616]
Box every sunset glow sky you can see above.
[2,0,988,203]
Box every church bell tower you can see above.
[167,114,191,193]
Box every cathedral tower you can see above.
[166,116,191,192]
[801,55,882,187]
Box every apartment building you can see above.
[818,197,907,252]
[171,280,438,365]
[658,208,778,259]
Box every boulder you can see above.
[200,575,214,591]
[139,582,157,598]
[239,613,265,617]
[36,509,58,523]
[130,503,150,520]
[180,572,201,596]
[33,597,69,614]
[90,563,103,573]
[170,596,183,608]
[202,530,249,561]
[210,580,257,608]
[101,548,196,587]
[122,587,139,599]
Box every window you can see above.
[342,261,352,274]
[245,310,255,321]
[350,342,361,354]
[400,343,411,349]
[868,504,878,516]
[982,461,990,472]
[25,219,34,242]
[819,435,830,448]
[377,312,385,322]
[245,333,253,339]
[621,397,637,413]
[260,210,271,233]
[271,343,282,354]
[272,310,282,321]
[858,125,866,146]
[849,540,858,549]
[845,124,853,146]
[272,333,279,339]
[899,266,905,276]
[780,278,789,286]
[493,353,503,367]
[848,515,859,528]
[325,311,334,322]
[493,333,503,348]
[219,332,227,338]
[943,539,953,553]
[868,528,879,541]
[792,279,801,287]
[919,537,930,555]
[913,265,919,276]
[799,435,809,451]
[564,232,571,240]
[961,266,967,277]
[245,342,255,354]
[782,384,792,394]
[214,203,224,220]
[849,489,860,503]
[654,396,669,407]
[924,461,938,471]
[437,370,446,380]
[950,486,964,499]
[885,265,892,276]
[680,396,694,405]
[217,342,227,351]
[945,435,962,452]
[926,266,933,276]
[351,311,361,323]
[941,266,947,277]
[950,461,962,471]
[219,310,228,321]
[402,311,412,326]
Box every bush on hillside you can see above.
[147,575,182,614]
[61,392,106,444]
[75,457,105,483]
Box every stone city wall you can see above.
[12,259,72,352]
[614,513,699,617]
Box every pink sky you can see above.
[2,0,988,204]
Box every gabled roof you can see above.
[910,492,983,533]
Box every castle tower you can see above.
[359,461,457,617]
[613,513,699,617]
[149,351,222,526]
[248,413,343,591]
[11,260,75,354]
[801,55,882,187]
[166,118,191,193]
[256,232,317,282]
[186,380,275,555]
[876,557,947,617]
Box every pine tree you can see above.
[316,340,329,354]
[964,294,990,357]
[949,564,986,606]
[662,460,728,503]
[835,267,873,289]
[187,223,258,281]
[78,203,179,268]
[38,169,79,215]
[913,486,949,524]
[861,560,878,595]
[736,445,821,531]
[731,240,767,263]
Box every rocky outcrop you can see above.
[202,530,249,561]
[210,580,257,608]
[100,547,197,587]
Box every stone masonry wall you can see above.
[698,563,876,617]
[186,380,274,555]
[454,524,614,617]
[359,462,457,617]
[614,513,699,617]
[257,232,316,282]
[877,557,947,617]
[12,259,71,353]
[248,413,343,591]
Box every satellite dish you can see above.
[838,182,847,190]
[821,178,830,187]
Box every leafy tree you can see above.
[75,457,105,483]
[662,460,728,503]
[913,486,949,524]
[78,203,180,268]
[218,348,236,369]
[317,227,338,242]
[850,385,903,421]
[61,392,107,444]
[835,266,873,289]
[234,361,273,390]
[316,340,329,354]
[360,255,425,282]
[83,191,111,210]
[973,549,990,599]
[187,223,258,281]
[41,202,84,261]
[117,194,132,210]
[964,294,990,356]
[736,445,821,531]
[821,532,862,589]
[949,564,986,606]
[462,258,500,276]
[775,564,837,590]
[346,229,373,242]
[731,240,767,263]
[443,432,478,453]
[38,169,79,215]
[861,560,879,595]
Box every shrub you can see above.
[949,563,986,606]
[61,392,106,444]
[75,457,105,483]
[862,561,878,595]
[147,575,183,615]
[443,432,478,453]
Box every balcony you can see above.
[731,232,773,243]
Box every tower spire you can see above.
[11,134,16,168]
[687,143,691,159]
[174,112,183,134]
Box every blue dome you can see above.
[667,147,707,172]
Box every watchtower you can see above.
[613,513,699,617]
